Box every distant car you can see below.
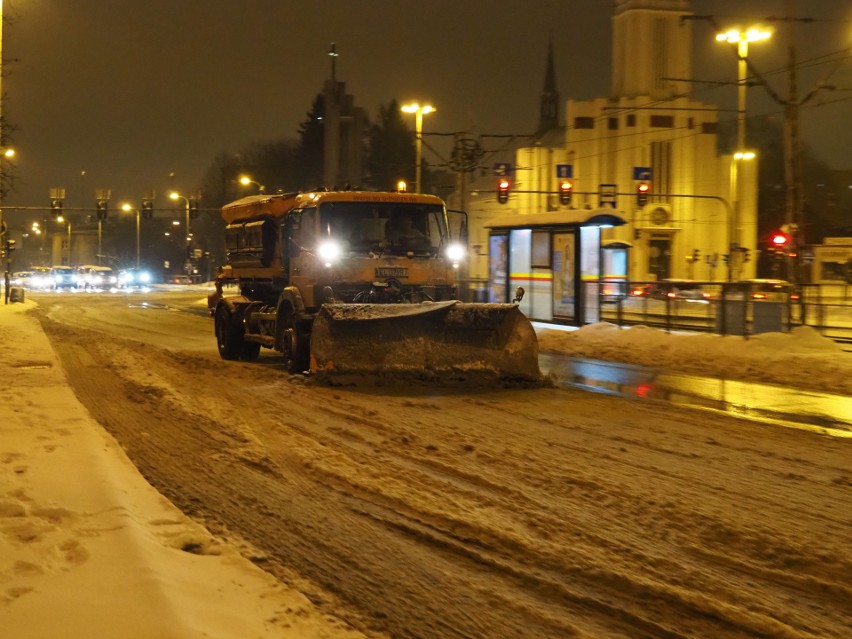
[117,268,153,288]
[29,268,52,290]
[632,279,709,302]
[727,279,799,302]
[10,271,34,287]
[169,275,192,285]
[50,266,77,289]
[601,279,629,302]
[76,265,118,290]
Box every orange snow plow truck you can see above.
[207,189,540,383]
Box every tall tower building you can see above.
[322,44,365,188]
[537,41,560,137]
[612,0,692,100]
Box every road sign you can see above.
[493,162,513,177]
[556,164,573,179]
[633,167,652,181]
[599,184,617,209]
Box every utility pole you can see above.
[783,1,804,283]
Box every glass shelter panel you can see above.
[552,232,576,320]
[580,226,601,323]
[509,229,532,317]
[488,234,508,302]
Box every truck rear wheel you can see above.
[215,304,243,360]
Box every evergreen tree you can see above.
[296,94,325,190]
[365,99,417,191]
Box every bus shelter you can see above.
[484,209,626,326]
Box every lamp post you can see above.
[728,150,756,277]
[400,103,435,194]
[715,28,772,152]
[239,175,265,194]
[56,215,72,266]
[0,148,14,298]
[716,28,770,272]
[168,191,193,277]
[121,203,141,269]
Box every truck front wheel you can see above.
[277,306,310,373]
[215,304,243,360]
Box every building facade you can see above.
[459,0,759,322]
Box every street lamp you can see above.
[168,191,191,242]
[715,28,772,152]
[400,103,435,194]
[239,175,265,194]
[121,203,141,269]
[728,150,756,269]
[0,147,14,295]
[168,191,193,277]
[716,28,770,272]
[56,215,72,266]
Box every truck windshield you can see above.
[318,202,447,255]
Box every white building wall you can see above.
[612,0,692,100]
[555,93,755,282]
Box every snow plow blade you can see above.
[310,301,541,384]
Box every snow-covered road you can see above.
[26,291,852,639]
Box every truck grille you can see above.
[375,267,408,278]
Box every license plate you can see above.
[375,267,408,278]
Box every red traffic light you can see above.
[770,231,790,248]
[636,181,650,206]
[559,180,573,205]
[497,178,511,204]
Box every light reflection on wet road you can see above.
[539,353,852,438]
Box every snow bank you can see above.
[537,322,852,396]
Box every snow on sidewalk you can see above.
[0,301,368,639]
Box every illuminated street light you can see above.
[121,203,142,269]
[715,28,772,152]
[169,191,193,278]
[54,215,72,266]
[168,191,191,241]
[728,149,757,263]
[239,175,265,194]
[401,102,435,194]
[716,27,770,270]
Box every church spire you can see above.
[537,41,560,136]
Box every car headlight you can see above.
[445,243,466,264]
[317,240,343,266]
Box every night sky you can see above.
[3,0,850,213]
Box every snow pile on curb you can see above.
[537,322,852,396]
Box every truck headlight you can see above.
[445,243,465,265]
[317,240,344,267]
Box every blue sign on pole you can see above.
[633,166,652,181]
[556,164,573,179]
[493,163,513,176]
